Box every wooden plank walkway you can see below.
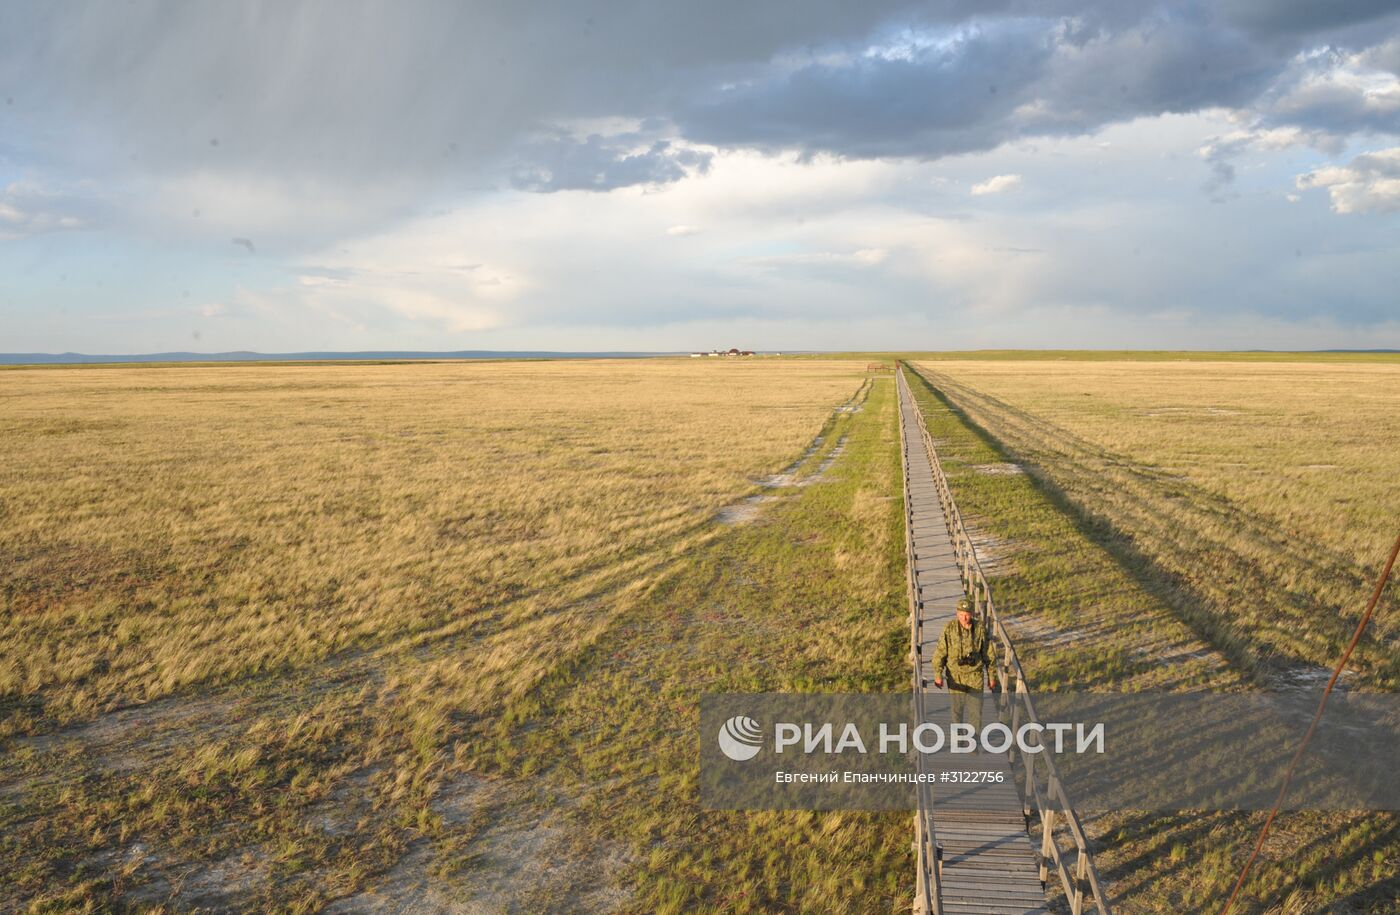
[900,374,1051,915]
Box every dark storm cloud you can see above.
[510,135,712,192]
[677,13,1287,161]
[1031,15,1280,121]
[0,0,916,188]
[1215,0,1400,37]
[0,0,1397,203]
[678,4,1398,163]
[679,20,1055,159]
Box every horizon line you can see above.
[4,347,1400,366]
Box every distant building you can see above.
[693,348,756,357]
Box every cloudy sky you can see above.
[3,1,1399,353]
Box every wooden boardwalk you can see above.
[900,372,1049,915]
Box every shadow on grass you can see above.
[1096,808,1400,914]
[901,365,1400,912]
[901,364,1393,688]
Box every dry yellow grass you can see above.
[913,358,1400,687]
[903,359,1400,913]
[2,357,918,912]
[0,359,863,729]
[10,353,1392,911]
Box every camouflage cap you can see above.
[955,597,972,613]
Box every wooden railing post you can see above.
[1019,682,1035,818]
[914,812,928,914]
[1039,807,1055,884]
[1073,849,1089,915]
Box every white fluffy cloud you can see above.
[970,174,1023,196]
[1196,126,1345,195]
[208,122,1394,350]
[1297,147,1400,213]
[1259,46,1400,135]
[0,182,89,240]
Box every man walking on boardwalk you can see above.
[932,597,997,738]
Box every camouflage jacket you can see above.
[932,617,996,689]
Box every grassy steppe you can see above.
[1,359,915,911]
[903,361,1399,913]
[912,359,1400,689]
[1,359,857,727]
[5,352,1395,912]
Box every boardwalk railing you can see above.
[899,364,1111,915]
[898,375,946,915]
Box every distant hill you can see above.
[0,350,681,365]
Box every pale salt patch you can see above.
[972,462,1025,476]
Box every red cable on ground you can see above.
[1219,532,1400,915]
